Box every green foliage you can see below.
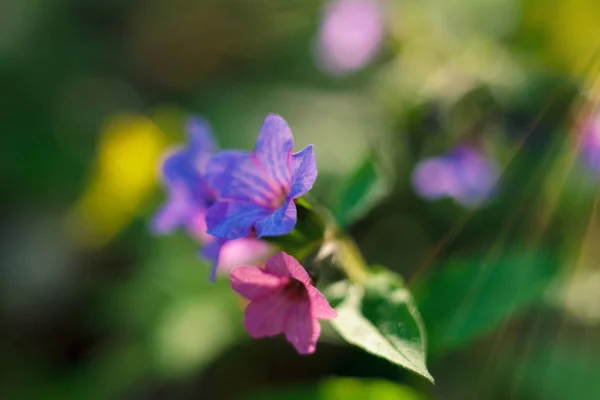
[326,269,434,383]
[416,250,559,353]
[241,377,428,400]
[334,155,382,228]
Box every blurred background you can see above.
[3,0,600,398]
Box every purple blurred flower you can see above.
[579,112,600,171]
[315,0,384,75]
[206,114,317,240]
[411,146,500,208]
[152,117,272,281]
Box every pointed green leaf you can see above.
[326,270,434,383]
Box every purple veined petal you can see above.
[289,145,318,199]
[254,114,294,191]
[243,290,293,338]
[411,157,460,200]
[254,199,297,238]
[284,300,320,354]
[306,285,338,320]
[315,0,384,75]
[230,265,285,300]
[151,183,195,234]
[186,116,217,171]
[265,252,311,284]
[199,237,226,282]
[206,151,283,207]
[205,201,272,240]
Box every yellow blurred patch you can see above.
[522,0,600,77]
[69,113,168,248]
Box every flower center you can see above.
[283,278,308,301]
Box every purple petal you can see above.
[206,201,272,240]
[265,252,311,284]
[411,157,460,200]
[186,117,217,164]
[199,237,226,282]
[151,183,195,234]
[206,151,283,207]
[289,145,318,198]
[244,290,292,338]
[230,265,284,300]
[254,199,297,238]
[254,114,294,191]
[284,300,320,354]
[307,285,338,320]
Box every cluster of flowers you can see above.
[411,145,500,208]
[152,114,336,354]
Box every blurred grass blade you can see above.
[416,250,559,354]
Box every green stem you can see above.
[336,234,369,283]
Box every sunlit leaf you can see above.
[326,270,434,382]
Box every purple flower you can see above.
[205,114,317,240]
[152,117,272,281]
[315,0,384,75]
[579,111,600,172]
[230,252,337,354]
[152,117,217,235]
[411,146,499,208]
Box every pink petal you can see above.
[265,252,311,284]
[307,285,338,320]
[217,238,273,273]
[284,300,321,354]
[244,291,293,338]
[230,266,284,301]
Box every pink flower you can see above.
[230,252,337,354]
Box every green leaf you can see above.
[242,377,428,400]
[326,270,434,383]
[334,155,382,228]
[416,250,559,353]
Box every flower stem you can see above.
[336,234,369,283]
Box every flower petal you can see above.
[265,252,311,284]
[289,145,318,198]
[151,183,194,234]
[307,285,338,320]
[199,237,226,282]
[162,148,202,190]
[244,291,292,338]
[206,151,281,206]
[206,201,272,240]
[254,199,297,238]
[230,265,284,300]
[284,300,320,354]
[186,117,217,166]
[218,238,273,272]
[254,114,294,190]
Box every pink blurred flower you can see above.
[579,111,600,172]
[230,252,337,354]
[315,0,384,75]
